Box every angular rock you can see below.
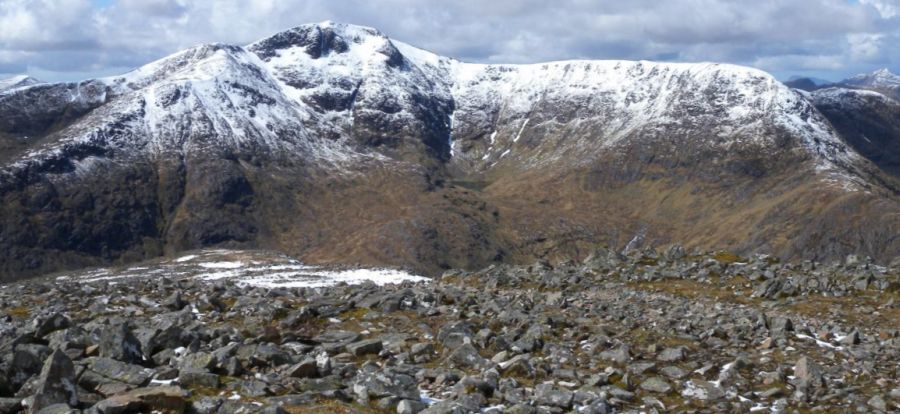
[0,398,22,414]
[410,342,434,357]
[533,383,573,408]
[793,356,826,394]
[681,380,725,401]
[347,339,383,357]
[656,347,685,362]
[81,358,155,388]
[639,377,671,394]
[33,314,70,340]
[189,397,224,414]
[98,325,143,364]
[840,330,860,346]
[397,399,426,414]
[178,352,215,371]
[30,350,78,413]
[10,345,50,390]
[660,366,688,380]
[598,345,630,364]
[445,344,491,370]
[237,380,269,398]
[354,371,419,401]
[33,404,77,414]
[287,358,319,379]
[867,394,887,412]
[248,344,291,367]
[177,370,219,388]
[162,291,186,311]
[313,331,360,345]
[498,354,533,378]
[768,317,793,339]
[91,386,188,414]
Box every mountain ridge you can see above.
[786,68,900,102]
[0,21,898,281]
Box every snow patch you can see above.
[513,118,529,143]
[795,333,843,350]
[198,264,428,288]
[61,249,428,289]
[198,261,243,269]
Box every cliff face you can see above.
[1,22,898,281]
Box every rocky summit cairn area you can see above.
[0,247,898,414]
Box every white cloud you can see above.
[860,0,899,19]
[0,0,897,81]
[0,0,97,50]
[754,54,846,72]
[847,33,883,61]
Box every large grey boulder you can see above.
[29,350,77,414]
[98,325,142,364]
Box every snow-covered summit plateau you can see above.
[0,22,865,182]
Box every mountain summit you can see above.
[0,22,898,280]
[844,68,900,89]
[0,75,40,92]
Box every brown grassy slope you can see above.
[2,128,899,281]
[477,166,900,266]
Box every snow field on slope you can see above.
[56,249,429,288]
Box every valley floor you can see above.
[0,249,898,413]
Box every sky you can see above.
[0,0,898,82]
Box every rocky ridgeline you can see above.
[0,248,898,414]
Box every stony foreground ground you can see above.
[1,248,898,414]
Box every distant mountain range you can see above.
[785,69,900,178]
[786,68,900,100]
[0,22,898,281]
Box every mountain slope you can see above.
[396,45,860,178]
[0,75,40,92]
[836,68,900,101]
[810,87,900,177]
[0,22,898,281]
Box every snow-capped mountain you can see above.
[1,23,866,184]
[0,75,40,92]
[0,22,898,281]
[842,68,900,89]
[810,87,900,177]
[822,68,900,101]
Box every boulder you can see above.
[347,339,383,357]
[445,344,491,370]
[639,377,672,394]
[29,350,77,414]
[793,356,826,395]
[533,383,573,408]
[33,315,70,340]
[80,358,155,388]
[98,325,142,364]
[91,386,188,414]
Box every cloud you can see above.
[860,0,900,19]
[753,54,846,72]
[0,0,898,82]
[0,0,98,51]
[847,33,883,61]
